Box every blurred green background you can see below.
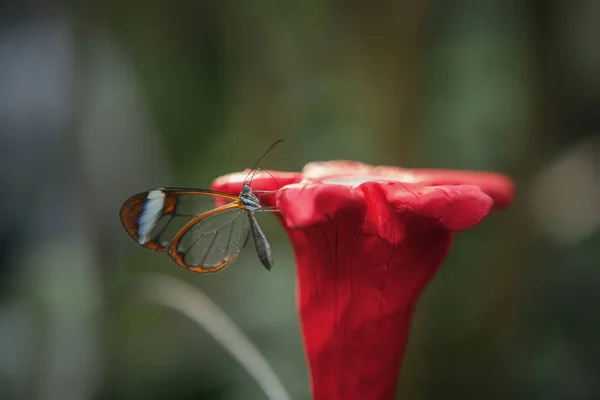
[1,1,599,399]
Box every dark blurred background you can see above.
[1,1,599,399]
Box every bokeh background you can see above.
[1,1,599,399]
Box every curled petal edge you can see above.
[302,160,514,209]
[277,181,494,233]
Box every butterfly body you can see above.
[247,212,273,270]
[120,184,275,273]
[239,184,274,270]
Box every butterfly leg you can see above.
[255,207,286,217]
[256,208,282,213]
[253,190,279,195]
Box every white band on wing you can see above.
[138,189,166,244]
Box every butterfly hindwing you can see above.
[167,205,251,273]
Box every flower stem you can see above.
[135,273,291,400]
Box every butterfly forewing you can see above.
[119,189,239,252]
[143,215,191,249]
[169,207,251,273]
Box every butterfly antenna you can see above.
[262,169,280,187]
[248,168,280,189]
[248,168,261,186]
[243,139,284,184]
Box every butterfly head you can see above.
[240,184,261,212]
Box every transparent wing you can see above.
[168,207,251,273]
[119,189,240,252]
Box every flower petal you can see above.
[366,181,495,232]
[276,183,365,229]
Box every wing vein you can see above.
[155,215,175,245]
[223,212,237,260]
[200,230,219,266]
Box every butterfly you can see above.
[119,140,282,274]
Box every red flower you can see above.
[212,161,515,400]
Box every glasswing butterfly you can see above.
[119,140,283,273]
